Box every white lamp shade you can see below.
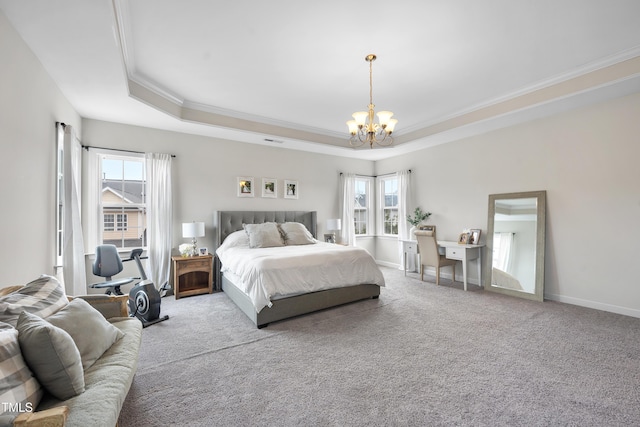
[182,222,205,238]
[346,120,359,135]
[376,110,394,125]
[352,111,368,126]
[326,219,342,231]
[385,118,398,133]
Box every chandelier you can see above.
[346,54,398,148]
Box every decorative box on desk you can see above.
[171,254,213,299]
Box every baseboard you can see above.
[545,293,640,319]
[376,261,400,269]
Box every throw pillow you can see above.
[244,223,285,248]
[0,275,68,327]
[16,311,84,401]
[46,298,124,370]
[218,230,250,250]
[278,222,316,245]
[0,322,42,417]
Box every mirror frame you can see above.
[485,190,546,302]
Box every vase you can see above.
[409,225,417,240]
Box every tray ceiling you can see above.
[2,0,640,160]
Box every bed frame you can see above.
[213,211,380,328]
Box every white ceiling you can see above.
[2,0,640,160]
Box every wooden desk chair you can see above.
[414,229,457,285]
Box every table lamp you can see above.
[182,222,205,256]
[325,219,342,244]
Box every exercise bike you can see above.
[91,245,169,327]
[127,249,170,328]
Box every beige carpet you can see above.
[120,267,640,426]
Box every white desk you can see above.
[402,240,484,291]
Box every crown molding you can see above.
[110,0,640,160]
[400,45,640,135]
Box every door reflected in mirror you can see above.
[486,191,546,302]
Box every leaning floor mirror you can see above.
[485,190,546,302]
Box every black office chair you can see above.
[90,245,140,295]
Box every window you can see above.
[99,154,147,249]
[104,214,115,231]
[354,178,371,235]
[379,175,399,235]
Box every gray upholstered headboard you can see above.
[213,211,317,290]
[214,211,317,246]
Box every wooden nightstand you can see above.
[171,254,213,299]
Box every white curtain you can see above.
[493,232,515,273]
[85,150,102,251]
[339,173,356,246]
[145,153,173,293]
[61,124,87,295]
[397,170,412,267]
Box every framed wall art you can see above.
[237,177,254,197]
[284,180,298,199]
[262,178,277,198]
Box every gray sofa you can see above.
[0,286,142,427]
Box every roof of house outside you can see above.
[102,179,145,204]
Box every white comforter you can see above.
[217,238,385,313]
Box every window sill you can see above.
[375,235,399,240]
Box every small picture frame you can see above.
[458,232,470,245]
[262,178,277,198]
[237,177,254,197]
[468,229,481,245]
[324,233,336,243]
[284,180,298,199]
[198,247,208,256]
[419,225,436,233]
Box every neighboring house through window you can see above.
[98,154,147,249]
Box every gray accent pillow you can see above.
[279,222,316,245]
[0,322,42,418]
[16,311,85,400]
[244,223,285,248]
[0,275,68,327]
[46,298,125,370]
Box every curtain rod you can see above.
[82,144,176,158]
[340,169,411,178]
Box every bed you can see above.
[214,211,384,328]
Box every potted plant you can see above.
[407,207,432,238]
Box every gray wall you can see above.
[0,12,81,287]
[376,92,640,317]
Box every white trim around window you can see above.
[354,175,374,237]
[377,173,399,236]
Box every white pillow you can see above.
[218,230,250,252]
[243,223,285,248]
[279,222,316,245]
